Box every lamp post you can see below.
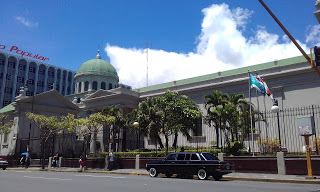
[271,99,281,151]
[25,79,34,154]
[133,121,140,151]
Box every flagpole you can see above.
[248,71,255,156]
[256,89,262,154]
[263,94,269,154]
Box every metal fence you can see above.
[143,105,320,155]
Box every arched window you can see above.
[78,83,82,93]
[101,82,106,90]
[109,83,112,90]
[93,81,97,90]
[84,81,89,91]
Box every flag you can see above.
[256,73,273,99]
[263,81,273,99]
[249,73,265,95]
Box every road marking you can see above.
[74,175,125,179]
[24,176,72,181]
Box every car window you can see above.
[201,153,217,160]
[166,154,176,160]
[185,154,190,160]
[177,154,185,160]
[191,154,199,160]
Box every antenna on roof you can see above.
[146,41,149,86]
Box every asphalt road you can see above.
[0,170,319,192]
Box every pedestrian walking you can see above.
[79,152,86,172]
[108,150,114,171]
[53,152,59,167]
[25,152,30,168]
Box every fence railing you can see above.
[143,105,320,155]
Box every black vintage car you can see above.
[146,152,234,180]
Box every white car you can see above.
[0,158,8,170]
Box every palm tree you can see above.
[225,93,250,142]
[203,90,228,149]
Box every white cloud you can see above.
[15,16,38,28]
[105,3,312,89]
[306,25,320,46]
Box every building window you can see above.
[3,133,8,143]
[37,81,44,87]
[48,71,54,77]
[3,100,11,107]
[5,87,12,94]
[27,79,35,85]
[101,82,106,90]
[8,61,15,68]
[78,83,82,93]
[93,81,97,90]
[17,76,24,83]
[38,68,45,75]
[193,117,203,136]
[19,64,26,71]
[6,74,12,80]
[47,83,53,89]
[26,91,34,96]
[109,83,112,90]
[29,66,35,73]
[84,81,89,91]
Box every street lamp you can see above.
[271,99,282,151]
[133,121,140,150]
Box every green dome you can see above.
[75,57,118,79]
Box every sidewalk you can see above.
[5,167,320,184]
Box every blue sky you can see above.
[1,1,320,88]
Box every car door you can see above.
[161,153,177,174]
[189,153,201,174]
[175,153,186,174]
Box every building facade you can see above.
[0,50,76,109]
[0,51,319,158]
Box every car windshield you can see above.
[201,153,217,160]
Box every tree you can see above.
[132,97,164,149]
[102,107,127,151]
[26,112,63,169]
[84,112,115,154]
[60,114,87,154]
[0,114,14,135]
[203,90,228,148]
[133,90,201,155]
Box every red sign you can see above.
[0,44,49,61]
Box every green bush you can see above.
[93,148,222,159]
[224,141,247,156]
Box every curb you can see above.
[4,168,320,184]
[224,176,320,184]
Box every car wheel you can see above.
[197,169,208,180]
[212,174,222,181]
[149,167,158,177]
[165,174,173,178]
[2,167,6,170]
